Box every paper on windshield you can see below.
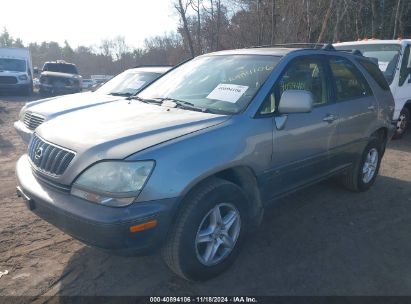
[378,62,389,72]
[206,84,249,103]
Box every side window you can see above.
[357,58,390,91]
[329,57,372,101]
[399,45,411,86]
[260,57,328,115]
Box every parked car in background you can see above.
[14,66,171,143]
[81,79,94,90]
[16,45,394,281]
[334,40,411,138]
[0,47,33,95]
[38,60,82,95]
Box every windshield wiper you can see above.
[128,95,163,105]
[110,92,132,97]
[163,98,231,115]
[158,97,215,113]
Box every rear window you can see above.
[43,63,78,74]
[357,58,390,91]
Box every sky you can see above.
[1,0,179,49]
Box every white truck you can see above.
[334,40,411,138]
[0,47,34,95]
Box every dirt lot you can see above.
[1,93,411,298]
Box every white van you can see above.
[0,47,34,95]
[334,40,411,138]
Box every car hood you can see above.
[36,100,230,175]
[41,71,80,78]
[24,92,122,118]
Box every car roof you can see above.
[203,47,296,57]
[128,66,172,73]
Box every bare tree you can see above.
[100,39,114,58]
[317,0,335,43]
[392,0,401,38]
[270,0,276,44]
[333,0,349,42]
[191,0,203,53]
[175,0,195,57]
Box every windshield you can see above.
[334,44,401,84]
[96,71,162,96]
[0,58,26,72]
[43,63,78,74]
[138,55,282,114]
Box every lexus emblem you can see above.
[35,147,43,160]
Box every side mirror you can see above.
[33,67,39,75]
[278,90,313,114]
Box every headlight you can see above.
[71,161,155,207]
[18,75,28,81]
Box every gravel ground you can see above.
[0,93,411,298]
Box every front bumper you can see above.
[14,120,33,144]
[16,155,178,255]
[39,83,80,94]
[0,83,30,91]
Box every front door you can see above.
[259,56,339,201]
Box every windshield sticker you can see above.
[126,80,146,90]
[228,65,275,82]
[378,62,389,72]
[206,84,249,103]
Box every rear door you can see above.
[327,56,378,168]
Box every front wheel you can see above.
[393,108,410,139]
[162,178,249,281]
[340,138,382,192]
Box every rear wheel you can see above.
[162,178,249,281]
[340,138,382,192]
[393,108,410,139]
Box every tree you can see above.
[317,0,335,43]
[175,0,195,57]
[393,0,402,38]
[0,28,14,47]
[13,38,24,48]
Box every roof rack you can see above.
[249,43,336,50]
[248,43,368,57]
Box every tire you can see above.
[162,178,249,281]
[340,138,382,192]
[393,108,410,139]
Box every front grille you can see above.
[0,76,17,84]
[28,134,75,176]
[24,112,45,130]
[40,76,79,86]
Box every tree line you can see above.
[1,0,410,77]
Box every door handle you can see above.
[368,105,376,111]
[323,114,337,123]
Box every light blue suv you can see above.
[16,45,395,280]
